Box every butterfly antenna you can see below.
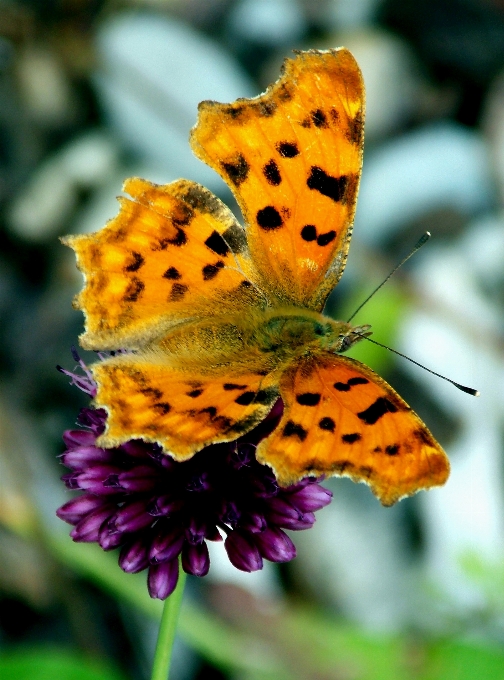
[356,333,480,396]
[347,232,431,323]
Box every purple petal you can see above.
[182,542,210,577]
[148,559,179,599]
[149,527,185,563]
[185,516,207,545]
[119,538,150,573]
[76,465,125,494]
[113,500,154,533]
[70,505,114,542]
[77,407,107,433]
[56,494,107,525]
[224,531,263,572]
[238,511,267,534]
[265,497,301,521]
[61,446,116,471]
[117,465,158,492]
[147,495,182,517]
[121,440,151,459]
[286,484,332,512]
[62,430,96,448]
[270,512,316,531]
[61,472,81,490]
[98,526,124,551]
[219,500,241,526]
[255,527,296,562]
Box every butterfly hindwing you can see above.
[63,177,262,350]
[191,48,364,311]
[256,353,449,505]
[93,353,280,457]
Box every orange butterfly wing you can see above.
[63,177,261,350]
[190,48,364,310]
[93,354,280,457]
[256,353,449,506]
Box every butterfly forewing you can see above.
[191,48,364,311]
[64,178,262,350]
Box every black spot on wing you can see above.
[282,420,308,442]
[205,230,230,257]
[256,100,276,117]
[276,141,299,158]
[263,159,282,186]
[347,109,364,146]
[386,444,400,456]
[311,109,328,128]
[342,433,361,444]
[223,383,248,391]
[125,252,144,272]
[171,203,194,227]
[234,391,256,406]
[235,387,277,406]
[222,154,250,186]
[257,206,283,230]
[334,382,350,392]
[318,417,335,432]
[223,105,245,119]
[163,267,181,280]
[157,228,187,249]
[332,460,354,473]
[358,397,398,425]
[348,377,369,386]
[307,166,348,203]
[124,278,144,302]
[301,225,317,242]
[202,260,224,281]
[200,406,217,419]
[296,392,321,406]
[169,283,188,302]
[316,230,336,246]
[141,387,163,400]
[153,402,171,415]
[186,389,203,398]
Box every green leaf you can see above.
[0,647,126,680]
[424,640,504,680]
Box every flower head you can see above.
[57,351,332,599]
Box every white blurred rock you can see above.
[482,69,504,205]
[321,0,382,30]
[227,0,305,45]
[8,131,119,241]
[399,235,504,607]
[94,12,255,192]
[16,44,74,127]
[292,481,408,630]
[355,123,494,244]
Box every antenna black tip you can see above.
[454,383,480,397]
[414,232,431,249]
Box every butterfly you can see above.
[63,48,449,506]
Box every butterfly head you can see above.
[337,323,372,353]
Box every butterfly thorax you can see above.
[251,307,371,361]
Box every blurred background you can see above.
[1,0,504,678]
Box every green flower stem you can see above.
[151,567,187,680]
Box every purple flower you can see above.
[57,352,332,599]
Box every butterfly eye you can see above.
[339,335,352,352]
